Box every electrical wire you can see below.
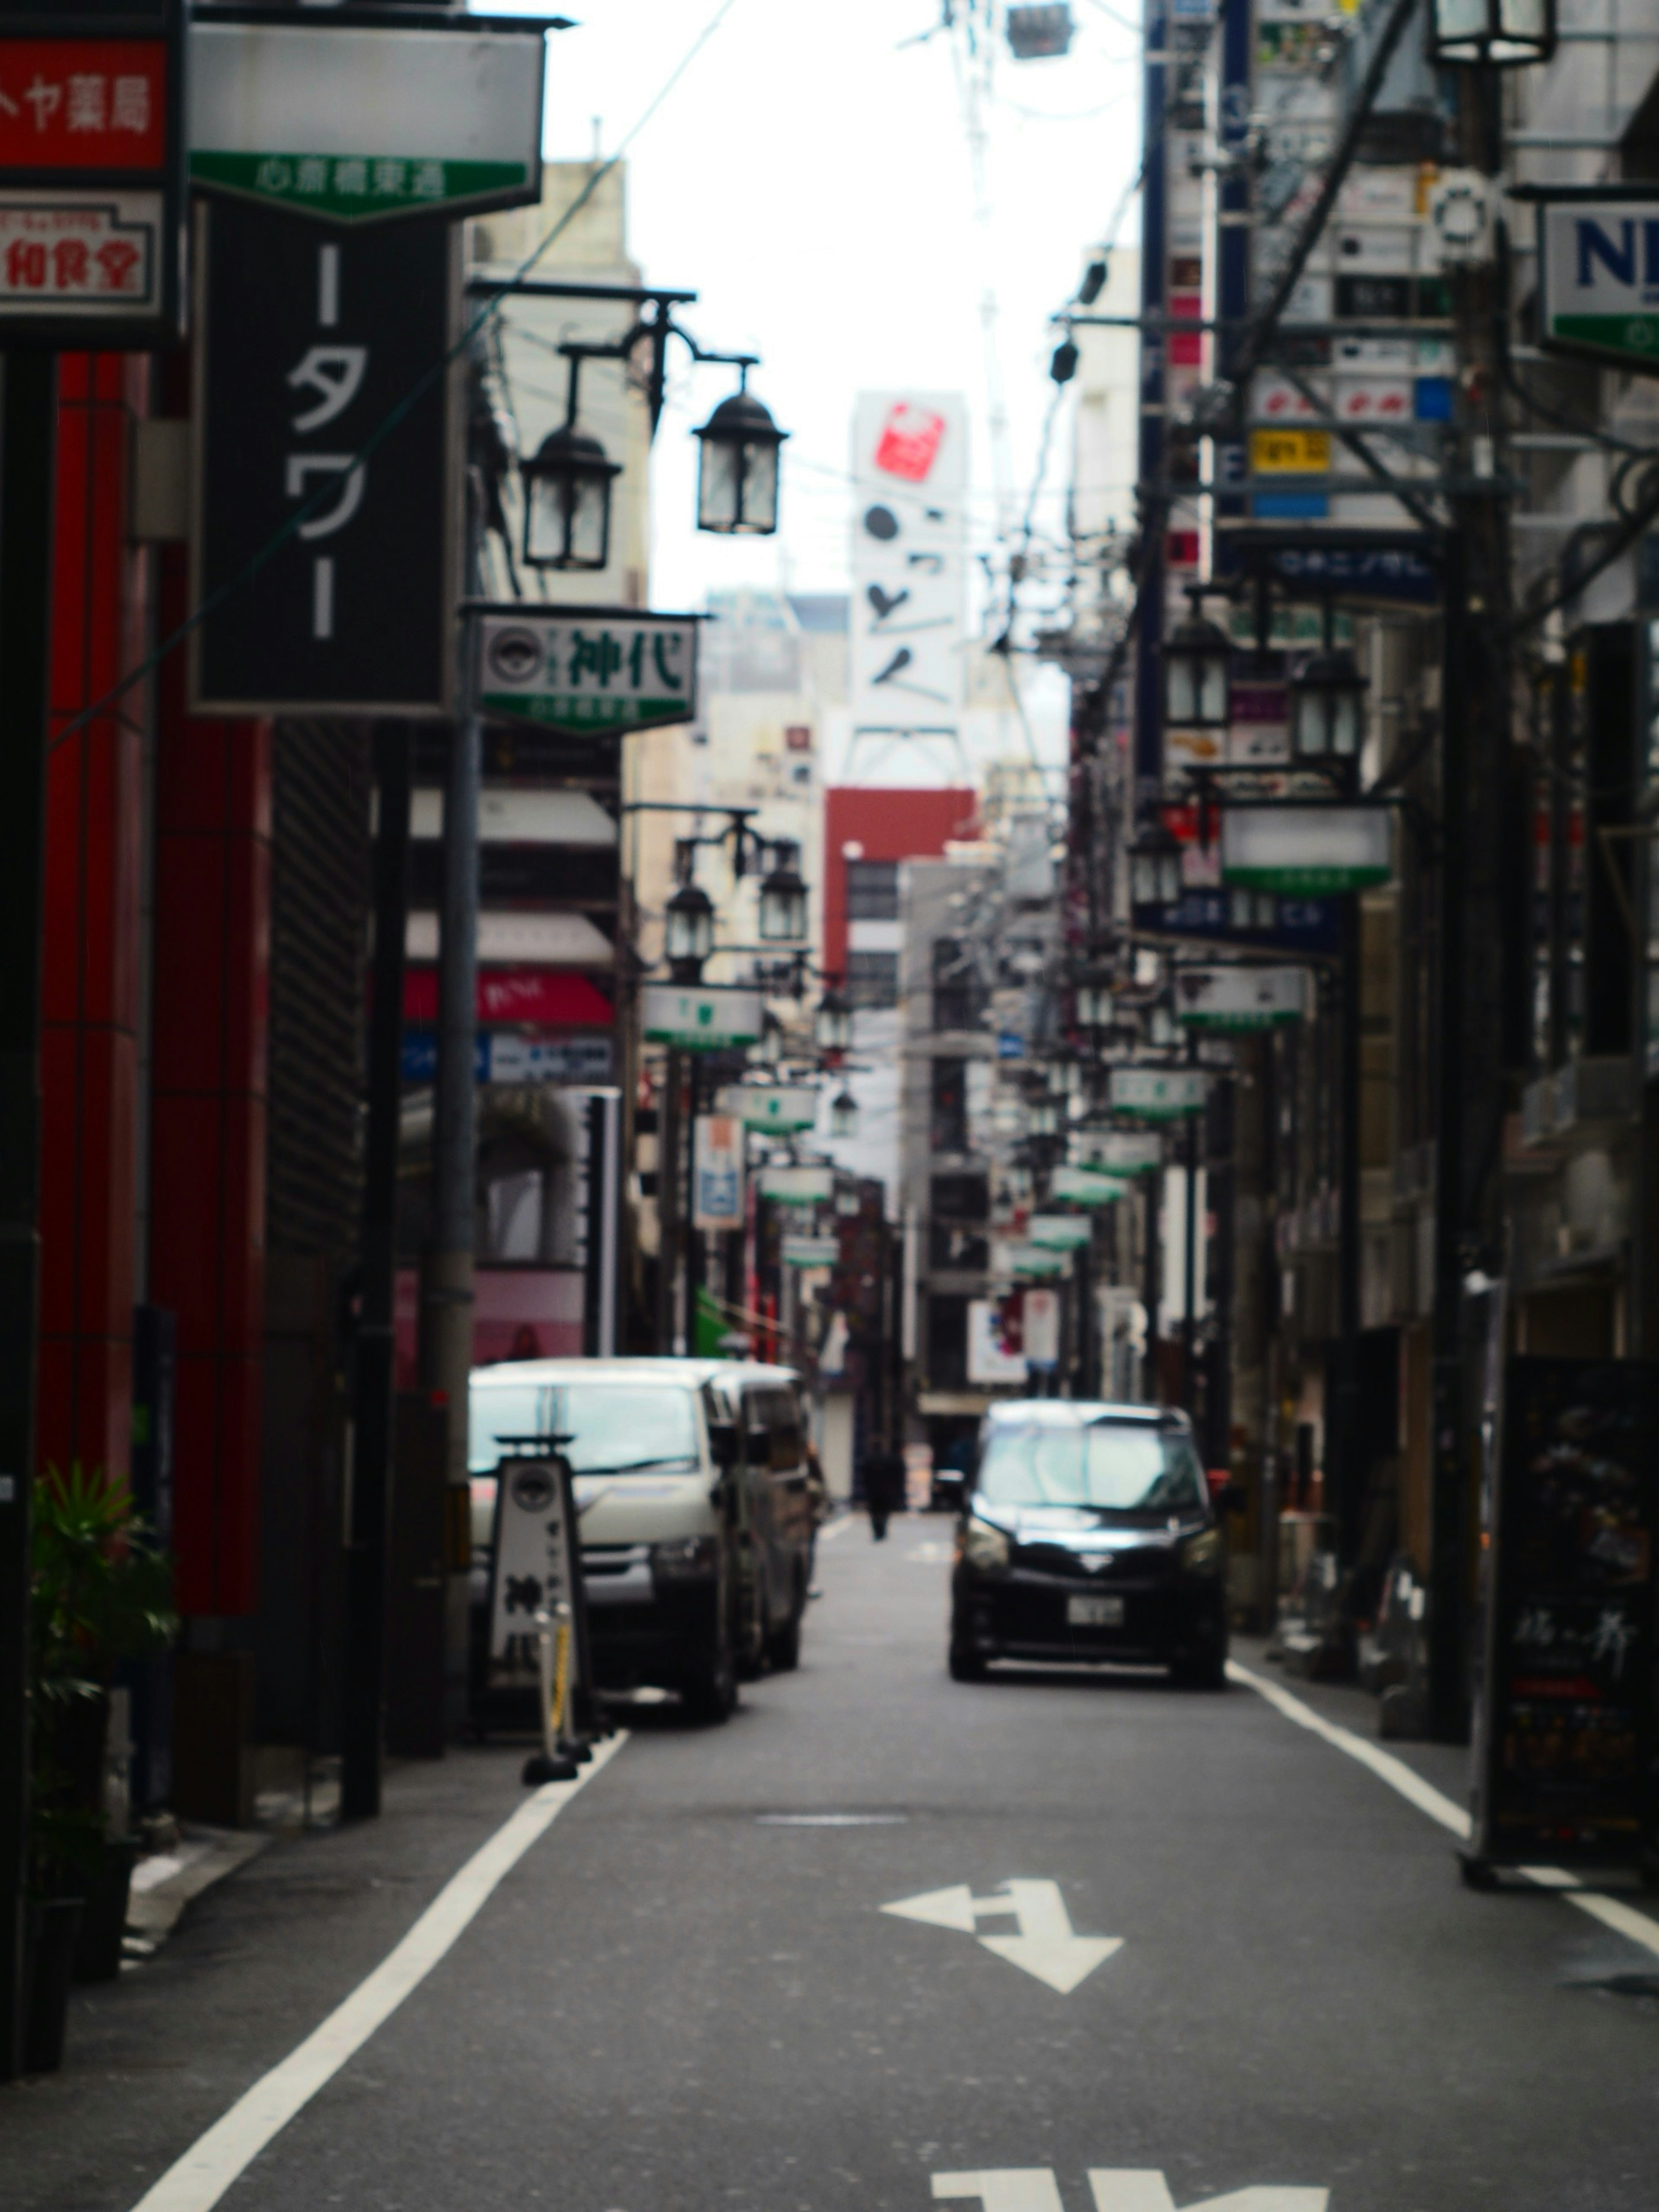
[46,0,748,760]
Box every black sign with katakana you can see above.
[191,195,456,715]
[1471,1357,1659,1871]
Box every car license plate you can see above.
[1067,1594,1124,1628]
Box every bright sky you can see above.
[492,0,1144,617]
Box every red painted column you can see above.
[36,353,152,1487]
[148,547,271,1619]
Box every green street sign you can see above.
[1049,1164,1130,1205]
[1220,804,1392,896]
[1173,965,1311,1030]
[190,20,549,223]
[716,1084,820,1134]
[475,606,699,737]
[1109,1068,1207,1120]
[642,986,762,1053]
[1028,1214,1093,1250]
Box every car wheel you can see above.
[682,1624,739,1724]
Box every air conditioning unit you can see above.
[1007,3,1074,59]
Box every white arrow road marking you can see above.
[884,1878,1122,1993]
[934,2172,1327,2212]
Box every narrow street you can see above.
[7,1518,1659,2212]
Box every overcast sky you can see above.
[491,0,1143,617]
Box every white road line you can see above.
[817,1516,852,1544]
[756,1813,909,1825]
[1227,1659,1659,1962]
[129,1732,629,2212]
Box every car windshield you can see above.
[551,1384,700,1474]
[976,1419,1207,1513]
[469,1384,546,1475]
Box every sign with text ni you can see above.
[0,3,185,346]
[188,17,547,224]
[475,605,699,737]
[192,197,458,715]
[1538,194,1659,374]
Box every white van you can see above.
[469,1358,815,1723]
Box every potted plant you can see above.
[28,1464,175,2065]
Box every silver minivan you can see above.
[469,1358,815,1723]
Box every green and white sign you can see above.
[1049,1164,1130,1206]
[782,1234,838,1269]
[475,606,699,737]
[642,985,763,1052]
[1174,964,1311,1029]
[189,21,548,222]
[998,1242,1066,1281]
[759,1165,835,1206]
[1074,1131,1161,1175]
[716,1084,820,1134]
[1220,804,1392,896]
[1110,1067,1207,1120]
[1539,196,1659,373]
[1028,1214,1093,1251]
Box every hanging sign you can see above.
[1468,1358,1659,1875]
[0,1,186,347]
[782,1234,838,1268]
[1173,964,1312,1028]
[758,1164,834,1205]
[1022,1287,1062,1369]
[692,1114,744,1231]
[716,1084,820,1133]
[851,390,968,744]
[1073,1131,1161,1174]
[996,1241,1067,1280]
[1537,193,1659,374]
[474,605,699,737]
[1250,428,1331,474]
[1049,1164,1130,1206]
[642,985,762,1052]
[1109,1067,1207,1119]
[193,197,457,715]
[1220,803,1392,895]
[188,16,550,224]
[1028,1214,1093,1250]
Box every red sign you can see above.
[874,402,946,483]
[0,42,168,175]
[403,966,615,1029]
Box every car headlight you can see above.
[1179,1527,1223,1577]
[959,1516,1011,1576]
[652,1536,721,1579]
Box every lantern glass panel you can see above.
[1166,653,1198,725]
[1332,686,1361,757]
[665,887,713,967]
[1293,684,1328,758]
[758,869,807,941]
[698,434,780,536]
[1197,651,1229,725]
[829,1089,859,1138]
[1158,851,1182,904]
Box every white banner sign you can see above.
[642,986,763,1052]
[782,1234,838,1268]
[1173,965,1312,1029]
[850,391,967,741]
[1220,804,1392,895]
[476,606,698,736]
[1109,1067,1208,1119]
[758,1164,835,1205]
[1028,1214,1093,1250]
[1074,1131,1163,1174]
[716,1084,820,1132]
[1049,1164,1130,1206]
[968,1298,1029,1385]
[1023,1288,1062,1368]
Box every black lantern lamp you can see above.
[1049,1057,1083,1100]
[815,986,853,1056]
[1430,0,1554,65]
[1074,961,1115,1030]
[756,1010,785,1068]
[1291,648,1367,769]
[758,839,809,942]
[1163,593,1231,728]
[665,877,715,982]
[696,368,788,536]
[1130,820,1184,909]
[522,350,623,572]
[828,1087,860,1140]
[1027,1094,1061,1141]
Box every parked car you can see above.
[469,1358,815,1723]
[946,1399,1239,1689]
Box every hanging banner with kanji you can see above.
[474,605,700,737]
[0,3,186,347]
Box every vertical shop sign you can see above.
[0,2,186,346]
[1469,1358,1659,1874]
[692,1114,744,1232]
[192,195,457,714]
[850,390,967,747]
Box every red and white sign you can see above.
[0,42,167,173]
[873,400,947,483]
[0,194,155,307]
[1333,377,1413,423]
[402,966,614,1028]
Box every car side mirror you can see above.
[709,1421,740,1470]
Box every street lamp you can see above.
[829,1087,860,1139]
[696,373,788,536]
[815,987,853,1055]
[1075,960,1116,1030]
[665,878,715,981]
[1290,648,1367,768]
[756,1010,785,1068]
[1028,1095,1060,1140]
[1430,0,1554,65]
[1130,820,1183,908]
[520,418,623,571]
[758,840,809,941]
[1163,596,1232,729]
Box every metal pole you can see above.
[1333,891,1363,1568]
[343,723,412,1820]
[1143,1170,1161,1402]
[422,626,481,1719]
[0,351,56,2083]
[656,1043,682,1354]
[1183,1034,1199,1415]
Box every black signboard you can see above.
[1468,1357,1659,1875]
[191,195,458,715]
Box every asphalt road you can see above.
[8,1516,1659,2212]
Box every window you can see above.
[932,937,981,1031]
[930,1224,989,1271]
[930,1058,967,1152]
[745,1385,805,1470]
[845,858,899,921]
[847,950,898,1008]
[927,1293,971,1389]
[977,1420,1207,1513]
[932,1172,989,1222]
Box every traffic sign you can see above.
[474,605,699,737]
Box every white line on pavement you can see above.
[128,1731,630,2212]
[1227,1659,1659,1962]
[817,1516,852,1544]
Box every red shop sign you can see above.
[0,42,168,175]
[403,966,615,1029]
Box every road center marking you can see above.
[1227,1658,1659,1963]
[127,1732,629,2212]
[932,2168,1328,2212]
[884,1878,1122,1994]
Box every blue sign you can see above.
[1262,542,1439,606]
[1133,889,1341,957]
[997,1031,1026,1059]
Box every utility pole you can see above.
[0,353,57,2083]
[1333,891,1363,1569]
[656,1044,683,1354]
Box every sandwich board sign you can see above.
[474,605,700,737]
[0,0,187,347]
[188,14,552,224]
[1538,192,1659,373]
[488,1452,588,1703]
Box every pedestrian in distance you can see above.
[862,1440,908,1541]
